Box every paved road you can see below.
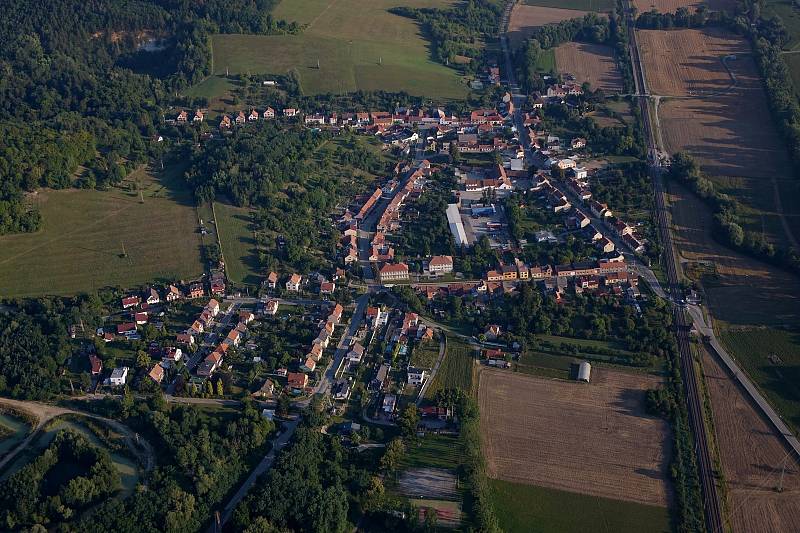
[620,5,724,531]
[210,293,370,531]
[688,305,800,458]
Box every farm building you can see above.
[577,361,592,383]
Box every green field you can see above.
[410,339,441,369]
[402,434,463,470]
[489,479,671,533]
[202,0,468,98]
[720,327,800,434]
[425,336,476,397]
[213,201,260,286]
[0,165,203,297]
[765,0,800,50]
[535,48,556,73]
[523,0,616,11]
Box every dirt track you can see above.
[701,347,800,532]
[478,368,671,507]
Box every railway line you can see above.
[624,8,724,533]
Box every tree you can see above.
[136,350,151,369]
[397,405,419,438]
[380,438,405,473]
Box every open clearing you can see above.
[0,166,203,297]
[633,0,734,13]
[508,4,591,46]
[489,479,670,533]
[398,467,459,500]
[478,368,671,507]
[554,42,623,91]
[213,201,260,286]
[205,0,466,98]
[701,346,800,533]
[425,336,476,398]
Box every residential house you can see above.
[263,107,275,119]
[117,322,136,335]
[382,394,397,415]
[598,237,615,253]
[407,367,427,386]
[571,138,587,149]
[287,372,308,392]
[320,281,336,295]
[162,347,183,366]
[286,273,302,292]
[88,355,103,376]
[176,333,195,346]
[428,255,454,274]
[177,110,188,123]
[589,200,612,219]
[283,108,298,117]
[267,271,278,289]
[188,283,205,299]
[193,110,204,123]
[146,288,160,305]
[484,324,501,341]
[108,367,129,386]
[301,357,317,373]
[121,296,140,309]
[166,285,182,302]
[248,109,259,121]
[235,111,247,124]
[347,342,366,364]
[148,364,165,384]
[219,115,232,129]
[134,312,148,325]
[264,299,279,316]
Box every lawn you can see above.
[410,339,441,369]
[536,48,556,73]
[523,0,616,11]
[489,479,671,533]
[425,336,476,398]
[202,0,468,98]
[402,434,463,470]
[0,165,204,297]
[213,201,260,286]
[720,326,800,434]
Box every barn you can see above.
[577,361,591,383]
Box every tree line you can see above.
[668,152,800,275]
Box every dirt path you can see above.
[0,398,154,474]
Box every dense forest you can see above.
[0,429,120,530]
[0,0,296,235]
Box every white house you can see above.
[286,273,302,292]
[108,367,129,387]
[407,367,427,386]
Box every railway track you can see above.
[624,8,725,533]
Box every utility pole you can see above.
[379,56,382,66]
[777,456,787,492]
[317,58,320,69]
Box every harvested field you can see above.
[555,42,623,91]
[398,467,459,500]
[701,346,800,533]
[508,4,590,46]
[666,180,800,326]
[478,368,671,507]
[640,28,791,178]
[633,0,734,13]
[638,28,753,97]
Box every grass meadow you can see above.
[0,165,203,297]
[425,336,476,398]
[213,201,260,286]
[489,479,671,533]
[203,0,468,98]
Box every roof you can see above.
[289,273,302,284]
[379,262,409,274]
[148,364,164,382]
[429,255,453,267]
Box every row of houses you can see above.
[300,303,344,374]
[197,313,253,377]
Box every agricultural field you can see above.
[424,336,477,398]
[0,165,204,298]
[213,201,260,286]
[489,479,671,533]
[554,42,623,91]
[666,180,800,326]
[523,0,615,11]
[718,327,800,434]
[701,346,800,532]
[478,368,671,507]
[633,0,734,14]
[203,0,467,98]
[508,4,591,46]
[640,28,791,180]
